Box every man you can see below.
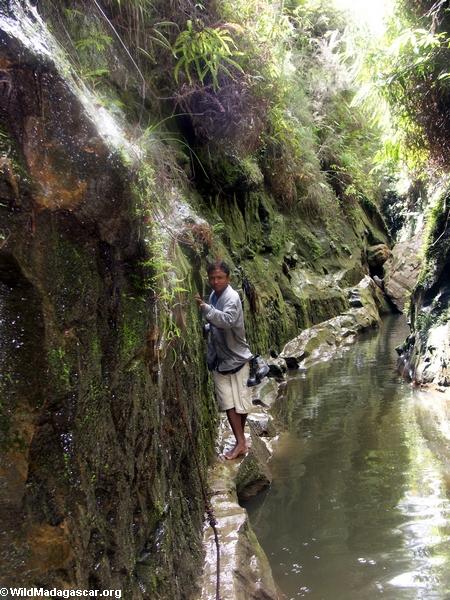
[195,260,253,460]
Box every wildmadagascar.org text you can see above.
[2,589,121,598]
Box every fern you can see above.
[75,32,113,53]
[172,20,244,90]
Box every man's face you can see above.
[208,268,230,296]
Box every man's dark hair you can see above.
[206,260,230,276]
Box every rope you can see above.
[91,0,147,121]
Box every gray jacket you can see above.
[201,284,253,372]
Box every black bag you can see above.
[247,354,270,387]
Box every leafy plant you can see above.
[143,238,188,344]
[362,6,450,170]
[172,20,244,90]
[74,31,113,53]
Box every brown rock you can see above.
[367,244,392,269]
[384,233,424,312]
[27,522,73,573]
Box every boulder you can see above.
[280,276,390,369]
[284,354,303,369]
[413,322,450,387]
[383,232,424,312]
[367,244,392,269]
[352,275,392,317]
[236,432,272,501]
[267,357,286,379]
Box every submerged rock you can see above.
[247,413,277,437]
[236,431,272,501]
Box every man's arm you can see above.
[200,298,240,329]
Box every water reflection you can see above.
[245,317,450,600]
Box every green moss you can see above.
[308,294,348,325]
[48,347,72,393]
[0,124,12,154]
[203,153,264,192]
[48,6,112,84]
[46,234,99,328]
[300,229,326,261]
[415,310,435,336]
[120,317,144,365]
[91,335,102,365]
[417,191,450,289]
[79,381,108,427]
[191,180,367,355]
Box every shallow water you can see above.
[245,316,450,600]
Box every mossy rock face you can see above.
[195,182,384,358]
[0,25,216,600]
[280,276,387,369]
[199,151,264,194]
[1,3,398,596]
[403,186,450,387]
[0,205,216,597]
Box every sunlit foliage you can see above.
[40,0,390,214]
[362,0,450,170]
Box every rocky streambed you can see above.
[197,275,393,600]
[197,273,450,600]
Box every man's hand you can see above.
[195,293,206,309]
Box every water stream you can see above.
[245,316,450,600]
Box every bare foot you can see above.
[224,443,248,460]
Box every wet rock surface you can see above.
[199,482,279,600]
[198,402,279,600]
[397,191,450,392]
[280,276,391,369]
[236,431,272,502]
[0,2,395,598]
[247,413,277,438]
[403,321,450,387]
[0,7,216,598]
